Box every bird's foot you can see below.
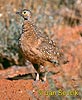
[42,75,46,82]
[41,72,47,82]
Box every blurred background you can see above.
[0,0,82,100]
[0,0,82,69]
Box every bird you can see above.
[16,9,68,81]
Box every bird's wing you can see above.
[30,22,68,65]
[32,24,49,40]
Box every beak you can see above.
[16,11,21,15]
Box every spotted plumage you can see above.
[16,9,68,81]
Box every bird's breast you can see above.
[19,28,43,64]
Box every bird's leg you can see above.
[42,71,47,81]
[41,66,48,81]
[33,64,40,81]
[36,72,39,81]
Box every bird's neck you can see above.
[22,20,33,33]
[22,20,36,39]
[23,20,33,25]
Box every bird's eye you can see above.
[24,12,26,14]
[23,11,26,14]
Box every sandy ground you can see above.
[0,0,82,99]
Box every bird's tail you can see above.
[50,53,69,66]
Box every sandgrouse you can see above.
[16,9,68,81]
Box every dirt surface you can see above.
[0,79,50,100]
[0,0,82,100]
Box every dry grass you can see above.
[0,0,82,100]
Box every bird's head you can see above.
[16,9,32,20]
